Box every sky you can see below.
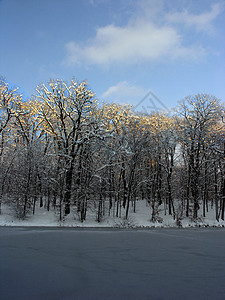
[0,0,225,112]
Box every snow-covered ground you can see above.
[0,200,224,228]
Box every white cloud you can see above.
[101,81,171,113]
[65,21,202,65]
[165,2,225,33]
[101,81,146,103]
[64,1,223,66]
[87,0,110,6]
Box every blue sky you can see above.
[1,0,225,111]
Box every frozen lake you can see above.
[0,227,225,300]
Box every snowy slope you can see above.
[0,200,224,228]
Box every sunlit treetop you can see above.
[101,103,134,133]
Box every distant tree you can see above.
[0,78,22,158]
[0,78,23,214]
[2,76,225,226]
[177,94,223,219]
[35,79,99,216]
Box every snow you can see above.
[1,227,225,300]
[0,200,224,228]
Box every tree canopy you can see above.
[0,78,224,223]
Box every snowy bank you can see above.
[1,200,224,228]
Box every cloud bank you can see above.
[165,2,224,33]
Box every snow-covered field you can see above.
[0,200,224,228]
[1,227,225,300]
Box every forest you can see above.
[0,78,224,224]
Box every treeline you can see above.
[0,78,224,223]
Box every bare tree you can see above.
[36,79,98,215]
[177,94,223,219]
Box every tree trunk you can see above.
[64,162,74,215]
[214,162,219,222]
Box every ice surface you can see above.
[0,227,225,300]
